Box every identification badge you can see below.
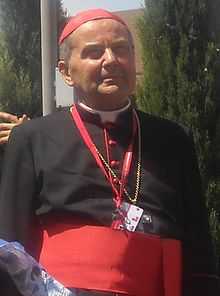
[112,202,144,232]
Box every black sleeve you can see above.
[181,132,220,295]
[0,126,37,294]
[0,146,5,181]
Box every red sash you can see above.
[34,215,182,296]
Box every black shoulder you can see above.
[136,109,191,141]
[11,110,73,138]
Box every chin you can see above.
[102,95,128,108]
[99,85,129,97]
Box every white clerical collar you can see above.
[78,99,131,123]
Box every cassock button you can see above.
[109,139,117,146]
[110,160,120,168]
[104,122,115,129]
[113,178,119,185]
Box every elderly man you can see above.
[0,8,218,296]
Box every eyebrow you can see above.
[84,38,130,48]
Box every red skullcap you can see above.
[59,8,128,44]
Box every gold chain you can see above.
[95,110,141,204]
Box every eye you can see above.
[84,47,104,59]
[113,44,129,55]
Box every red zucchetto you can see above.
[59,8,128,44]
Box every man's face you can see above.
[59,19,136,110]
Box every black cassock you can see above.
[0,146,5,181]
[0,104,218,295]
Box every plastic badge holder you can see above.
[0,239,75,296]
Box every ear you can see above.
[58,60,75,87]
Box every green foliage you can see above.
[0,38,33,115]
[137,0,220,259]
[0,0,42,117]
[0,0,67,117]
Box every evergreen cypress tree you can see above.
[137,0,220,261]
[0,0,41,117]
[0,35,32,115]
[0,0,67,117]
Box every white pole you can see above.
[40,0,57,115]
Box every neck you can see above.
[80,98,129,112]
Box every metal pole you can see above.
[40,0,57,115]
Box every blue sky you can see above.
[63,0,145,15]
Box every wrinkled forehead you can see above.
[69,18,133,45]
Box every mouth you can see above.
[101,74,123,82]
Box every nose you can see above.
[103,48,117,66]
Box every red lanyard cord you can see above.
[70,104,138,208]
